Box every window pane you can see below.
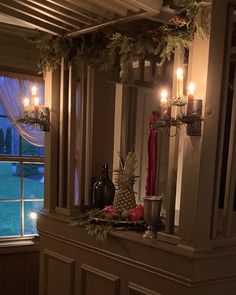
[0,117,19,156]
[0,162,21,199]
[24,201,43,235]
[0,201,21,236]
[21,138,44,157]
[23,163,44,199]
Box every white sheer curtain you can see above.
[0,75,45,146]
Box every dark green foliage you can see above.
[71,209,113,242]
[33,1,211,82]
[0,128,4,154]
[5,127,11,154]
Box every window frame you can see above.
[0,113,44,239]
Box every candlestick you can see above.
[23,97,30,117]
[160,90,169,120]
[23,97,30,109]
[33,96,39,118]
[187,83,196,115]
[176,68,184,98]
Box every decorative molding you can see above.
[81,264,120,295]
[39,229,192,287]
[39,228,236,288]
[44,249,75,295]
[129,282,162,295]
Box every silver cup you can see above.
[143,196,162,239]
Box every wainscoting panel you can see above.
[44,249,75,295]
[129,282,162,295]
[0,249,39,295]
[81,264,120,295]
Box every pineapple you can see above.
[113,152,138,211]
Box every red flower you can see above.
[102,206,117,219]
[129,204,144,221]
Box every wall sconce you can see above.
[16,86,50,132]
[152,69,203,137]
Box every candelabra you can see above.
[16,86,50,132]
[153,69,203,137]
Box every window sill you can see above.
[0,236,40,254]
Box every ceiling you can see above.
[0,0,170,37]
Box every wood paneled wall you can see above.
[0,249,39,295]
[38,213,236,295]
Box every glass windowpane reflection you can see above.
[0,116,19,156]
[0,201,21,237]
[23,163,44,199]
[0,162,21,199]
[24,201,43,235]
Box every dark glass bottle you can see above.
[93,163,115,209]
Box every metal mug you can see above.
[143,196,162,239]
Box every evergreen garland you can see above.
[29,0,211,82]
[71,209,114,242]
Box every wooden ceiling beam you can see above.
[46,0,101,23]
[0,0,72,31]
[85,0,127,16]
[122,0,163,14]
[27,0,93,25]
[65,0,115,19]
[144,5,175,24]
[12,0,82,29]
[0,5,65,34]
[109,0,140,12]
[67,11,150,37]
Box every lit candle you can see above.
[188,83,196,100]
[160,89,169,120]
[187,83,196,115]
[23,97,30,109]
[32,86,37,96]
[176,68,184,98]
[33,96,39,118]
[23,97,30,117]
[160,89,168,105]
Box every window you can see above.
[0,95,44,238]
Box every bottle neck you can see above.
[102,163,109,178]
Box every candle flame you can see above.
[32,86,37,96]
[23,97,30,107]
[176,68,183,78]
[188,83,196,94]
[161,89,168,100]
[160,89,168,105]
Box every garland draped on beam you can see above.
[29,0,211,82]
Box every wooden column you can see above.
[44,69,60,212]
[58,58,68,208]
[84,66,94,206]
[66,60,77,210]
[158,50,184,241]
[112,83,123,177]
[178,35,210,250]
[55,59,78,215]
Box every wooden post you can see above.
[58,58,68,208]
[84,66,94,206]
[178,34,210,250]
[44,69,60,212]
[66,60,77,210]
[112,83,123,179]
[160,49,184,235]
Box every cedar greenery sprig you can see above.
[71,209,113,242]
[29,0,211,81]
